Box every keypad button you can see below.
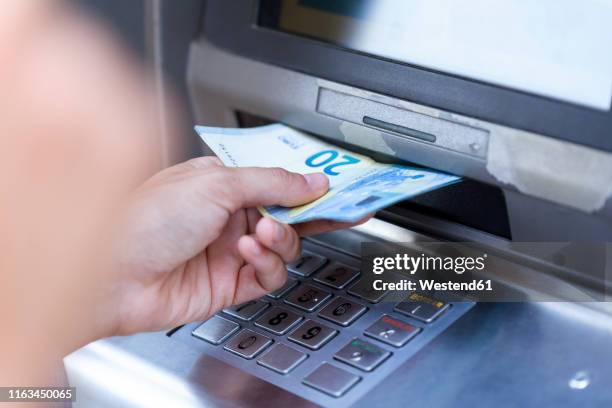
[303,363,361,398]
[334,338,391,372]
[192,315,240,345]
[348,278,388,303]
[257,343,307,374]
[287,251,327,277]
[284,284,332,312]
[394,293,449,323]
[318,297,367,327]
[224,329,273,359]
[254,306,302,335]
[266,277,298,299]
[223,300,269,321]
[364,315,420,347]
[288,320,338,350]
[314,262,359,289]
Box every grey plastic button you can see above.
[348,278,388,303]
[334,338,391,372]
[223,299,269,321]
[314,262,360,289]
[303,363,360,398]
[287,251,327,277]
[192,315,240,345]
[394,293,449,323]
[224,329,273,359]
[288,319,338,350]
[318,297,367,327]
[257,343,307,374]
[284,284,332,312]
[364,315,420,347]
[266,277,298,299]
[254,306,302,335]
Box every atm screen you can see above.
[260,0,612,111]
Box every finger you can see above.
[237,235,287,292]
[255,217,301,263]
[246,207,262,234]
[215,167,329,210]
[294,213,374,236]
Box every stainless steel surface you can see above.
[313,263,360,289]
[257,344,308,375]
[192,316,240,345]
[288,320,338,351]
[254,307,303,335]
[223,329,273,360]
[317,88,490,159]
[287,251,328,277]
[318,297,368,327]
[333,339,391,372]
[363,315,421,348]
[284,284,332,312]
[302,363,361,398]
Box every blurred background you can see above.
[74,0,202,166]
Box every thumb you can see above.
[212,167,329,210]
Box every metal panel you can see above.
[203,0,612,153]
[317,88,489,158]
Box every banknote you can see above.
[195,124,460,224]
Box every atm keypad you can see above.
[188,245,473,403]
[318,297,367,327]
[284,284,331,312]
[224,329,273,359]
[314,262,359,289]
[288,320,338,350]
[223,300,269,321]
[255,306,302,335]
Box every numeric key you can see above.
[287,251,327,277]
[318,297,367,327]
[255,306,302,335]
[288,319,337,350]
[224,329,273,359]
[284,284,331,312]
[314,262,360,289]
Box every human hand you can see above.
[109,157,371,336]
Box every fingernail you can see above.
[304,173,328,190]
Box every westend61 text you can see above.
[373,279,493,292]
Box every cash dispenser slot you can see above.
[316,88,489,159]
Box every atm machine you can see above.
[65,1,612,407]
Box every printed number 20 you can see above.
[305,150,360,176]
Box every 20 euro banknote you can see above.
[195,124,460,224]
